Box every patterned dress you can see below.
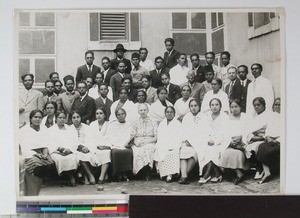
[131,117,157,175]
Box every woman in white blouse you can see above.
[174,85,194,122]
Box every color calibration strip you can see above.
[17,203,128,216]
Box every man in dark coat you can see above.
[76,50,101,83]
[71,81,95,124]
[149,56,169,88]
[110,44,132,74]
[163,38,180,71]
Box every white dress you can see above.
[87,121,111,165]
[47,124,78,175]
[109,99,136,123]
[149,99,173,124]
[201,90,230,114]
[198,112,230,175]
[69,123,99,167]
[154,118,183,177]
[220,113,249,170]
[174,97,194,119]
[181,112,204,161]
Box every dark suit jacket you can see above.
[240,79,252,112]
[110,58,132,74]
[128,89,138,103]
[76,64,101,83]
[225,79,243,104]
[103,68,116,86]
[163,49,180,70]
[71,94,95,124]
[110,73,128,101]
[194,66,206,83]
[95,97,113,120]
[149,68,168,88]
[167,83,182,105]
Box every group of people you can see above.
[19,38,281,196]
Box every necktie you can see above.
[229,82,233,99]
[88,66,92,74]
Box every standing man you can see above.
[141,75,158,104]
[130,52,149,89]
[110,44,132,74]
[41,80,60,110]
[225,66,243,103]
[94,83,113,120]
[203,51,221,79]
[190,53,205,83]
[219,51,235,88]
[19,74,43,127]
[238,65,252,112]
[181,70,206,106]
[76,50,101,83]
[139,47,155,71]
[71,81,96,124]
[160,72,181,105]
[57,75,79,120]
[110,60,131,101]
[169,53,189,86]
[149,56,168,88]
[163,38,180,70]
[246,63,274,116]
[101,57,116,86]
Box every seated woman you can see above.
[174,85,194,122]
[41,101,57,129]
[19,109,55,196]
[134,90,151,119]
[109,87,136,123]
[256,98,281,184]
[69,110,99,185]
[150,87,173,124]
[130,103,157,180]
[178,99,201,184]
[201,78,230,115]
[106,108,133,181]
[88,108,111,184]
[198,98,229,185]
[48,111,78,186]
[245,97,272,180]
[220,100,249,185]
[154,106,183,182]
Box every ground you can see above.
[39,171,281,196]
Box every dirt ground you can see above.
[39,171,281,196]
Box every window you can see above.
[248,12,280,39]
[171,12,207,57]
[170,12,226,67]
[211,13,224,29]
[18,12,56,87]
[88,12,141,50]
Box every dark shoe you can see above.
[98,180,105,184]
[145,175,152,181]
[259,175,272,184]
[178,177,189,185]
[233,176,244,185]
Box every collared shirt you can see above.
[118,72,125,78]
[219,63,236,89]
[169,64,189,86]
[165,83,170,93]
[240,79,246,87]
[86,64,94,72]
[103,68,110,79]
[140,59,155,71]
[100,96,107,105]
[66,90,76,96]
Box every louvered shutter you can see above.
[100,13,127,40]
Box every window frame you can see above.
[88,12,141,51]
[248,12,280,39]
[171,12,207,31]
[17,11,57,89]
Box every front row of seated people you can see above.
[19,93,281,195]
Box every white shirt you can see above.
[80,92,88,101]
[140,59,155,71]
[86,64,94,71]
[246,75,274,116]
[169,64,190,86]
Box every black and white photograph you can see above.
[15,9,285,198]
